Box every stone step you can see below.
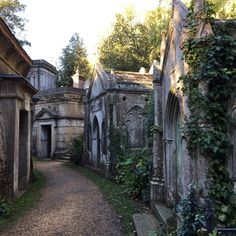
[60,155,70,160]
[132,213,160,236]
[151,202,176,233]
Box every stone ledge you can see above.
[151,202,177,233]
[132,213,159,236]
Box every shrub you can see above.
[177,185,205,236]
[70,135,84,165]
[116,149,151,201]
[0,201,13,217]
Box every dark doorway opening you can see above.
[41,125,51,159]
[18,110,28,190]
[92,117,100,167]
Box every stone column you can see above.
[72,68,80,88]
[13,103,19,196]
[150,76,165,203]
[26,109,31,186]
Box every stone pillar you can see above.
[26,111,31,187]
[72,68,79,88]
[160,31,167,67]
[13,104,19,196]
[150,75,165,203]
[0,112,9,199]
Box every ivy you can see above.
[108,125,126,177]
[177,185,205,236]
[0,201,12,217]
[145,94,155,147]
[116,149,151,201]
[179,1,236,226]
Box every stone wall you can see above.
[0,112,9,199]
[84,64,153,174]
[33,87,85,159]
[28,60,57,90]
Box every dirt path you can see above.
[1,161,122,236]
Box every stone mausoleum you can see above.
[28,62,85,159]
[84,64,153,174]
[28,59,57,90]
[0,18,36,199]
[150,0,236,229]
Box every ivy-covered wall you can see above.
[151,0,236,231]
[179,1,236,226]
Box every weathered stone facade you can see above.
[28,59,56,90]
[0,18,36,199]
[28,60,85,159]
[32,87,85,159]
[150,0,236,227]
[84,64,153,173]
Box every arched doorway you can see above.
[92,116,101,167]
[164,91,184,205]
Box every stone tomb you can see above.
[32,87,85,159]
[150,0,236,229]
[0,18,36,199]
[84,64,153,174]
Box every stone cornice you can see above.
[0,18,31,65]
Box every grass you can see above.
[0,169,47,231]
[64,163,147,236]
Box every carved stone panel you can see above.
[125,106,145,148]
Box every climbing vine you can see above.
[145,94,155,147]
[108,97,154,200]
[108,125,127,177]
[179,1,236,226]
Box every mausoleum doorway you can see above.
[41,125,52,159]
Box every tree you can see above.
[57,33,91,87]
[99,7,151,72]
[99,6,171,71]
[0,0,30,46]
[144,6,171,62]
[207,0,236,19]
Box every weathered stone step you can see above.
[60,155,71,160]
[132,213,159,236]
[152,202,176,233]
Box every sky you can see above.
[20,0,159,67]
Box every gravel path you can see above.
[1,161,122,236]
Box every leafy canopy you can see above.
[99,7,151,72]
[99,5,171,72]
[0,0,30,46]
[144,6,170,63]
[57,33,91,87]
[205,0,236,18]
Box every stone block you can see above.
[152,203,176,233]
[132,213,160,236]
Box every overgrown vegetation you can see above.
[145,95,155,147]
[177,185,205,236]
[116,149,151,202]
[0,169,46,231]
[64,163,148,235]
[108,125,124,177]
[108,122,152,202]
[70,135,84,165]
[179,0,236,229]
[0,201,13,217]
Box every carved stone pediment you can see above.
[35,108,58,119]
